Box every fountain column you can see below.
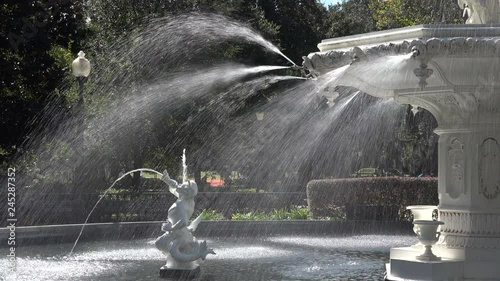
[306,11,500,279]
[394,87,500,279]
[435,126,500,279]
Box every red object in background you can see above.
[207,178,225,187]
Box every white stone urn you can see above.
[406,205,438,247]
[413,220,445,261]
[406,205,437,221]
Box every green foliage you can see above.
[199,209,226,221]
[234,188,259,193]
[0,1,88,161]
[351,167,380,177]
[326,0,463,39]
[369,0,463,30]
[397,107,438,176]
[258,0,329,63]
[307,177,438,219]
[110,213,139,222]
[231,210,268,220]
[231,206,309,220]
[48,45,74,73]
[273,206,309,220]
[326,0,377,38]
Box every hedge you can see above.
[9,191,306,226]
[307,177,438,221]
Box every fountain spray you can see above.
[69,168,163,255]
[182,149,187,183]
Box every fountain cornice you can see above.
[306,25,500,128]
[317,24,500,53]
[310,31,500,75]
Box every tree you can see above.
[326,0,463,39]
[369,0,463,29]
[0,0,88,164]
[258,0,330,64]
[326,0,377,38]
[397,106,438,176]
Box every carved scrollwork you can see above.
[434,94,460,107]
[308,51,352,72]
[440,235,500,248]
[479,138,500,199]
[307,41,410,72]
[411,37,500,59]
[307,37,500,74]
[439,211,500,248]
[447,139,465,199]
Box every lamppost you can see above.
[71,51,91,154]
[71,51,91,207]
[255,111,265,121]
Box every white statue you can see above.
[302,56,319,78]
[155,170,215,275]
[458,0,500,24]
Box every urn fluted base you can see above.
[416,245,441,261]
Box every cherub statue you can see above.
[458,0,500,24]
[155,170,215,273]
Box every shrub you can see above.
[199,209,226,221]
[231,210,268,220]
[231,207,310,221]
[307,177,438,220]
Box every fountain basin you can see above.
[0,220,414,246]
[0,234,416,281]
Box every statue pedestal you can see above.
[159,264,201,280]
[386,247,463,280]
[386,258,463,280]
[388,246,500,280]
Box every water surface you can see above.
[0,235,416,281]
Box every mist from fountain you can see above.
[0,11,430,281]
[3,11,415,274]
[69,168,164,255]
[206,62,406,186]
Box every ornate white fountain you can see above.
[306,1,500,280]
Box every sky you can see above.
[320,0,342,7]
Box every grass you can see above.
[196,206,311,221]
[199,209,226,221]
[109,213,139,221]
[106,207,338,222]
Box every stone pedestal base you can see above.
[159,265,201,280]
[386,258,463,281]
[390,246,500,280]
